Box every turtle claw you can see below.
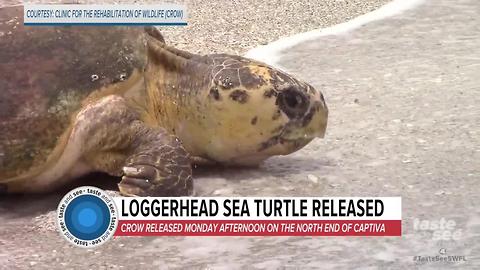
[118,169,191,197]
[122,166,140,175]
[122,165,157,183]
[119,165,156,196]
[118,151,193,197]
[118,180,146,197]
[121,176,154,190]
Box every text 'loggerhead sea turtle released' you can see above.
[0,5,328,196]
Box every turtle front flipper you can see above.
[79,96,193,197]
[118,123,193,196]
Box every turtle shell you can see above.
[0,5,148,180]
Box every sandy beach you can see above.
[8,0,390,54]
[3,0,479,268]
[16,0,474,269]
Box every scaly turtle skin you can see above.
[0,5,328,196]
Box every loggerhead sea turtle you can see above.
[0,5,328,196]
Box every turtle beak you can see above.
[283,99,328,140]
[309,100,328,138]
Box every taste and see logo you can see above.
[57,186,118,248]
[413,218,462,241]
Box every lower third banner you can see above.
[115,220,401,236]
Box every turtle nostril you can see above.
[277,88,309,119]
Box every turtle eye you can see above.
[276,87,309,119]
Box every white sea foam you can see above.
[245,0,425,67]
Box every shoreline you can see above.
[246,0,425,66]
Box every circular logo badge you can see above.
[57,186,118,248]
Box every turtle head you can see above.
[203,60,328,165]
[144,33,327,166]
